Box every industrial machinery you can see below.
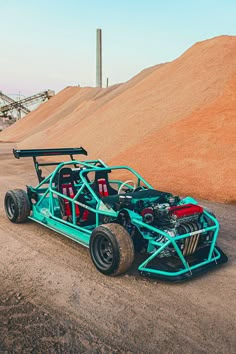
[0,90,54,127]
[4,148,228,281]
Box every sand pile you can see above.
[0,35,235,202]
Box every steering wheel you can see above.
[118,180,136,194]
[133,186,148,192]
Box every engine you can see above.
[141,202,203,228]
[140,202,205,256]
[115,191,210,256]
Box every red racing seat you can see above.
[97,178,109,197]
[58,167,88,221]
[61,182,80,217]
[93,169,117,197]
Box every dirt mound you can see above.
[111,74,236,202]
[0,35,235,202]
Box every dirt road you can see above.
[0,143,235,353]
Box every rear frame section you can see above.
[13,147,88,182]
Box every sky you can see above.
[0,0,235,96]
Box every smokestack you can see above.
[96,29,102,88]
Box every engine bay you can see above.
[102,188,213,256]
[102,188,203,230]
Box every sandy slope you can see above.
[111,74,236,202]
[0,35,235,202]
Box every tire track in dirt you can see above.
[0,283,118,353]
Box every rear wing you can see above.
[13,147,87,159]
[13,147,88,182]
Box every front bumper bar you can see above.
[139,246,228,282]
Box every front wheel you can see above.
[89,223,134,276]
[4,189,30,223]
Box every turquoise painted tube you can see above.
[139,248,222,277]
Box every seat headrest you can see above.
[94,170,110,182]
[59,167,74,183]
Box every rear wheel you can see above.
[4,189,30,223]
[89,223,134,276]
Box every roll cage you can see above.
[26,156,152,227]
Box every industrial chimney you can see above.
[96,29,102,88]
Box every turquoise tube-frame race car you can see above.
[4,147,227,281]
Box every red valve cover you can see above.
[170,203,203,218]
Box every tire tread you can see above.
[5,189,30,223]
[90,223,134,276]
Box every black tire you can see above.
[4,189,30,223]
[89,223,135,276]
